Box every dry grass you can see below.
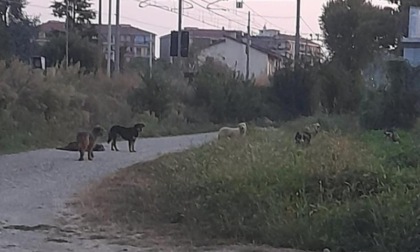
[71,117,420,252]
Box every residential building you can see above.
[402,6,420,67]
[159,27,244,60]
[36,20,156,63]
[250,26,322,62]
[197,35,284,86]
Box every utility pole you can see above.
[65,0,69,68]
[106,0,112,77]
[294,0,301,67]
[246,11,250,80]
[98,0,102,25]
[177,0,182,62]
[149,34,153,78]
[115,0,120,74]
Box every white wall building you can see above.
[402,6,420,66]
[197,36,283,86]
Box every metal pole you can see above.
[115,0,120,74]
[177,0,182,61]
[65,0,69,68]
[246,11,250,80]
[98,0,102,25]
[294,0,301,66]
[149,34,153,78]
[106,0,112,77]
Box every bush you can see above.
[360,60,420,130]
[0,60,216,153]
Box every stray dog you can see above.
[76,125,105,161]
[295,122,321,146]
[384,128,400,143]
[56,142,105,152]
[295,131,311,145]
[218,122,247,140]
[107,123,145,152]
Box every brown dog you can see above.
[76,125,105,161]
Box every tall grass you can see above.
[77,116,420,252]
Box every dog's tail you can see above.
[107,131,112,144]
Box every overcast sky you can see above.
[26,0,394,56]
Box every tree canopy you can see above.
[320,0,398,71]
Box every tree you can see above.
[40,32,101,71]
[0,0,25,26]
[50,0,96,37]
[0,1,40,60]
[320,0,398,71]
[8,17,39,61]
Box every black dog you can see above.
[295,131,312,145]
[384,128,400,143]
[107,123,145,152]
[56,142,105,152]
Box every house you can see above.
[401,6,420,67]
[159,27,244,61]
[251,26,322,62]
[36,20,156,63]
[197,35,284,86]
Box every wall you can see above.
[198,39,269,82]
[159,35,171,60]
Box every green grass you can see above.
[77,116,420,252]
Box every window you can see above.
[120,35,125,42]
[126,35,131,41]
[140,47,148,56]
[134,35,152,44]
[134,35,145,44]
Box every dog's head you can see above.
[295,132,304,144]
[134,123,146,132]
[312,122,321,134]
[238,122,247,135]
[92,125,105,137]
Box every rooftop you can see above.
[38,20,156,36]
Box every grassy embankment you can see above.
[76,115,420,252]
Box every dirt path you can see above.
[0,133,219,252]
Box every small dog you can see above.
[384,128,400,143]
[295,122,321,146]
[295,131,311,145]
[76,125,105,161]
[107,123,145,152]
[56,142,105,152]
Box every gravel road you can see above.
[0,132,218,252]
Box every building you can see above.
[197,35,284,86]
[251,26,322,62]
[402,6,420,67]
[159,27,244,61]
[36,20,156,63]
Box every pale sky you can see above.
[25,0,394,56]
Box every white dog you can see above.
[218,122,247,140]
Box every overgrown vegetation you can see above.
[77,116,420,252]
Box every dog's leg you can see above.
[88,149,93,160]
[128,140,132,152]
[78,150,84,161]
[131,140,136,152]
[113,138,119,151]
